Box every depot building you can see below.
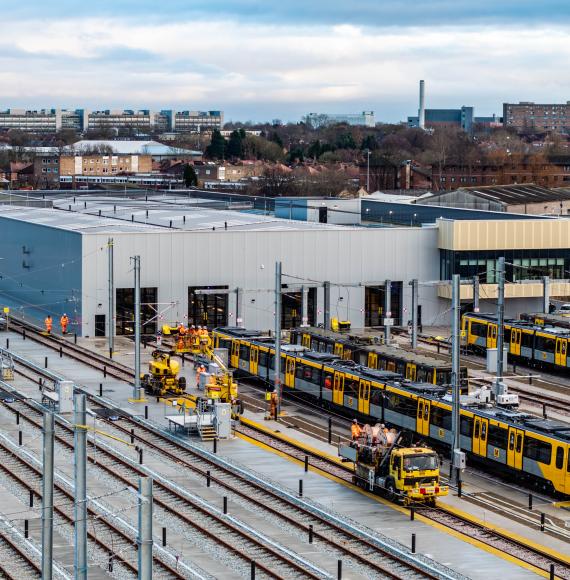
[0,195,569,337]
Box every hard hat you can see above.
[353,419,358,424]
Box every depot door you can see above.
[416,399,430,437]
[473,417,489,458]
[358,380,371,415]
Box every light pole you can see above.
[366,149,371,192]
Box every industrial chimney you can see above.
[418,80,426,130]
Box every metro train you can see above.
[289,327,468,388]
[213,327,570,496]
[462,313,569,372]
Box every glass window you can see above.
[460,415,473,437]
[523,436,552,465]
[556,447,564,470]
[488,425,507,448]
[188,286,228,328]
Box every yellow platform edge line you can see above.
[235,429,564,579]
[239,415,346,466]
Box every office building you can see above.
[305,111,375,128]
[0,108,223,134]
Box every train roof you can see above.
[520,312,570,330]
[464,313,570,336]
[292,327,456,369]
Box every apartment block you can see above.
[503,102,570,134]
[59,154,153,177]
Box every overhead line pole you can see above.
[451,274,461,483]
[410,279,418,349]
[472,275,480,313]
[495,257,505,396]
[74,394,87,580]
[108,238,114,357]
[132,255,142,400]
[384,280,391,344]
[274,261,282,416]
[138,477,153,580]
[41,411,55,580]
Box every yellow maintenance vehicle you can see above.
[339,428,448,506]
[141,350,187,397]
[161,324,212,355]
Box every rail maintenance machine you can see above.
[161,325,242,415]
[141,350,187,397]
[339,428,448,506]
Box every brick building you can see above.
[503,102,570,134]
[59,154,152,178]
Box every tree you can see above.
[226,130,244,159]
[184,164,198,187]
[360,135,378,151]
[205,129,226,159]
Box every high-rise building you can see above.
[503,102,570,134]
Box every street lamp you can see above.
[365,149,371,192]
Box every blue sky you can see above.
[1,1,569,123]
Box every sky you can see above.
[1,1,569,123]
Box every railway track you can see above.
[0,390,330,580]
[0,433,184,579]
[0,532,42,579]
[4,320,570,577]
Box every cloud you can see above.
[0,17,568,122]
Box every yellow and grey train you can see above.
[289,327,468,388]
[214,327,570,496]
[462,313,570,372]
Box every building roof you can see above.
[71,140,201,156]
[46,196,348,233]
[451,184,570,205]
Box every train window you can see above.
[344,379,358,397]
[424,405,429,420]
[259,351,268,368]
[474,421,480,439]
[521,332,534,349]
[239,343,250,361]
[562,342,567,355]
[488,425,507,449]
[509,432,515,450]
[523,436,552,465]
[460,416,473,437]
[370,388,383,406]
[504,327,511,344]
[268,354,275,370]
[470,322,487,337]
[516,434,522,453]
[481,422,487,441]
[386,392,417,418]
[535,335,556,353]
[417,401,423,418]
[556,447,564,470]
[430,407,452,430]
[324,374,333,389]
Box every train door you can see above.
[250,345,259,375]
[301,333,311,349]
[487,324,498,349]
[510,328,521,356]
[368,352,378,369]
[230,340,240,368]
[334,343,344,357]
[333,372,345,406]
[416,398,430,436]
[555,338,567,368]
[405,363,417,381]
[285,357,296,388]
[358,379,371,415]
[473,417,489,458]
[507,427,524,470]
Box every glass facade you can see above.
[188,286,229,329]
[116,287,158,335]
[281,286,316,329]
[365,283,403,326]
[440,250,570,283]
